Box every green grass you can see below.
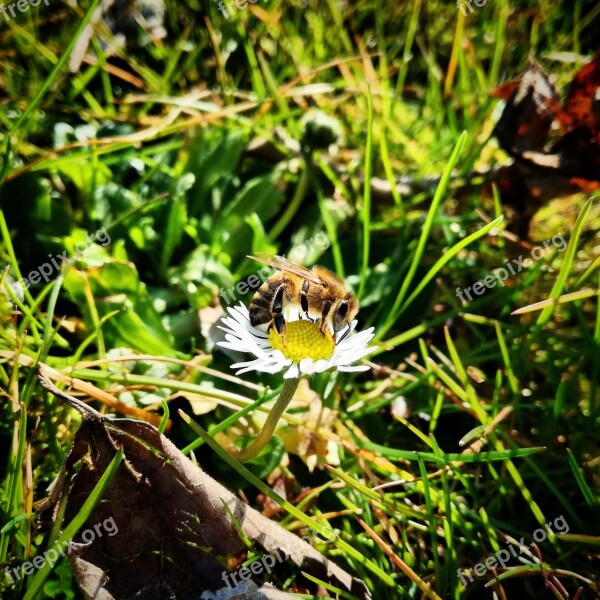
[1,0,600,598]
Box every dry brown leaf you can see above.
[36,369,371,600]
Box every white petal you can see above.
[335,346,378,365]
[299,357,316,375]
[284,364,300,379]
[313,359,331,373]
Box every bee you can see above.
[247,253,359,339]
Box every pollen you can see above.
[269,320,335,362]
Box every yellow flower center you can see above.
[268,320,335,362]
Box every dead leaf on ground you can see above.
[491,53,600,236]
[493,53,600,180]
[36,367,371,600]
[493,58,562,157]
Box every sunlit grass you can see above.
[1,0,599,599]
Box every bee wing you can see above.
[247,253,323,284]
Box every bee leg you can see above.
[269,284,287,342]
[335,325,351,344]
[272,283,286,315]
[273,313,287,339]
[300,279,313,321]
[319,300,332,334]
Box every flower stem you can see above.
[224,378,300,462]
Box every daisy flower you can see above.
[217,303,377,379]
[214,302,376,461]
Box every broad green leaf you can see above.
[63,261,177,356]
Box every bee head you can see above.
[333,296,359,332]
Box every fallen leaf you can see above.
[559,52,600,134]
[492,55,600,235]
[36,367,371,600]
[493,58,561,157]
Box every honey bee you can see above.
[247,253,359,339]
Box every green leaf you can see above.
[537,199,593,326]
[358,440,545,463]
[63,261,177,356]
[169,244,233,308]
[185,129,247,218]
[216,173,284,258]
[566,448,597,506]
